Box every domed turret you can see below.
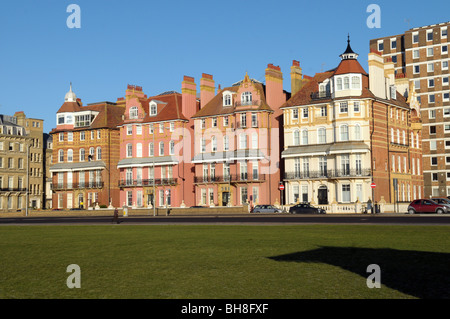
[65,83,77,102]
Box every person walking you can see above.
[113,208,120,224]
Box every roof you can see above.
[334,59,368,76]
[192,76,273,119]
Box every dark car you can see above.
[252,205,282,213]
[289,203,325,214]
[407,199,448,214]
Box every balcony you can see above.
[234,100,262,107]
[284,168,371,180]
[194,174,266,184]
[51,182,104,191]
[119,178,178,188]
[310,92,332,100]
[0,188,27,193]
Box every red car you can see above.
[407,199,449,214]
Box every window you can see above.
[427,30,433,41]
[293,130,300,146]
[126,143,132,157]
[318,128,326,144]
[251,113,258,127]
[67,149,73,162]
[240,113,247,128]
[80,131,85,141]
[319,156,327,176]
[340,102,348,113]
[301,129,308,145]
[251,133,258,149]
[354,124,361,140]
[292,109,298,119]
[341,155,350,175]
[336,78,342,90]
[320,106,327,117]
[445,124,450,133]
[241,92,252,105]
[89,147,95,161]
[223,94,232,106]
[67,132,73,142]
[211,136,217,152]
[354,101,360,112]
[159,142,164,156]
[442,27,448,38]
[427,47,434,57]
[302,107,308,118]
[201,119,206,129]
[136,144,142,158]
[377,40,384,51]
[444,93,450,102]
[149,124,154,134]
[428,79,435,88]
[58,115,65,125]
[355,155,362,175]
[201,138,206,153]
[443,61,449,70]
[240,187,248,205]
[79,148,85,162]
[429,109,436,119]
[129,106,138,119]
[344,77,350,89]
[413,49,419,59]
[412,32,419,43]
[301,185,308,202]
[239,134,247,149]
[159,124,164,133]
[58,150,64,162]
[136,125,142,135]
[444,77,449,86]
[212,118,217,128]
[429,94,435,103]
[431,157,438,166]
[302,158,310,177]
[149,142,154,156]
[223,135,229,151]
[342,184,350,202]
[127,125,132,135]
[59,133,64,142]
[442,45,448,54]
[223,116,229,127]
[170,141,175,155]
[150,103,157,116]
[427,63,434,73]
[351,76,360,89]
[170,122,175,132]
[340,125,349,141]
[413,65,420,74]
[391,39,397,49]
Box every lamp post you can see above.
[153,128,156,217]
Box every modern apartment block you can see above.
[281,39,423,209]
[191,66,289,207]
[370,21,450,198]
[49,85,123,209]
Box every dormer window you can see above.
[223,93,232,106]
[337,78,343,90]
[129,106,138,119]
[241,92,252,105]
[351,76,361,89]
[150,102,157,116]
[58,115,65,125]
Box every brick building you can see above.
[49,85,123,209]
[281,38,423,210]
[370,21,449,198]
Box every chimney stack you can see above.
[182,75,197,119]
[265,63,285,109]
[368,52,387,99]
[290,60,303,96]
[200,73,215,108]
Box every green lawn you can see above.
[0,225,449,299]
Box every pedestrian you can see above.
[113,208,119,224]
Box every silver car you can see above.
[252,205,282,213]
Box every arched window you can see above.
[129,106,138,119]
[79,148,85,162]
[67,149,73,162]
[170,140,175,155]
[149,142,154,156]
[293,130,300,145]
[318,127,326,144]
[211,136,217,152]
[354,124,361,140]
[89,147,95,161]
[96,147,102,160]
[251,133,258,149]
[391,128,394,143]
[301,129,308,145]
[159,142,164,156]
[402,130,406,145]
[397,129,400,144]
[340,125,349,141]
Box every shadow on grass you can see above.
[268,246,450,299]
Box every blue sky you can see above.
[0,0,449,133]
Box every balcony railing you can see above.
[234,100,261,107]
[51,182,104,191]
[284,168,371,180]
[119,178,178,187]
[194,174,266,184]
[0,188,27,192]
[310,92,332,100]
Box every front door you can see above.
[318,186,328,205]
[222,192,230,206]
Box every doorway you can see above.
[318,186,328,205]
[222,192,230,206]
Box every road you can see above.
[1,213,450,225]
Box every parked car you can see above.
[407,199,448,214]
[289,203,326,214]
[252,205,282,213]
[431,198,450,207]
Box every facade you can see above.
[191,67,289,207]
[370,21,449,198]
[117,84,196,208]
[0,114,30,211]
[281,39,423,209]
[49,85,123,209]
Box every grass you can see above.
[0,225,449,299]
